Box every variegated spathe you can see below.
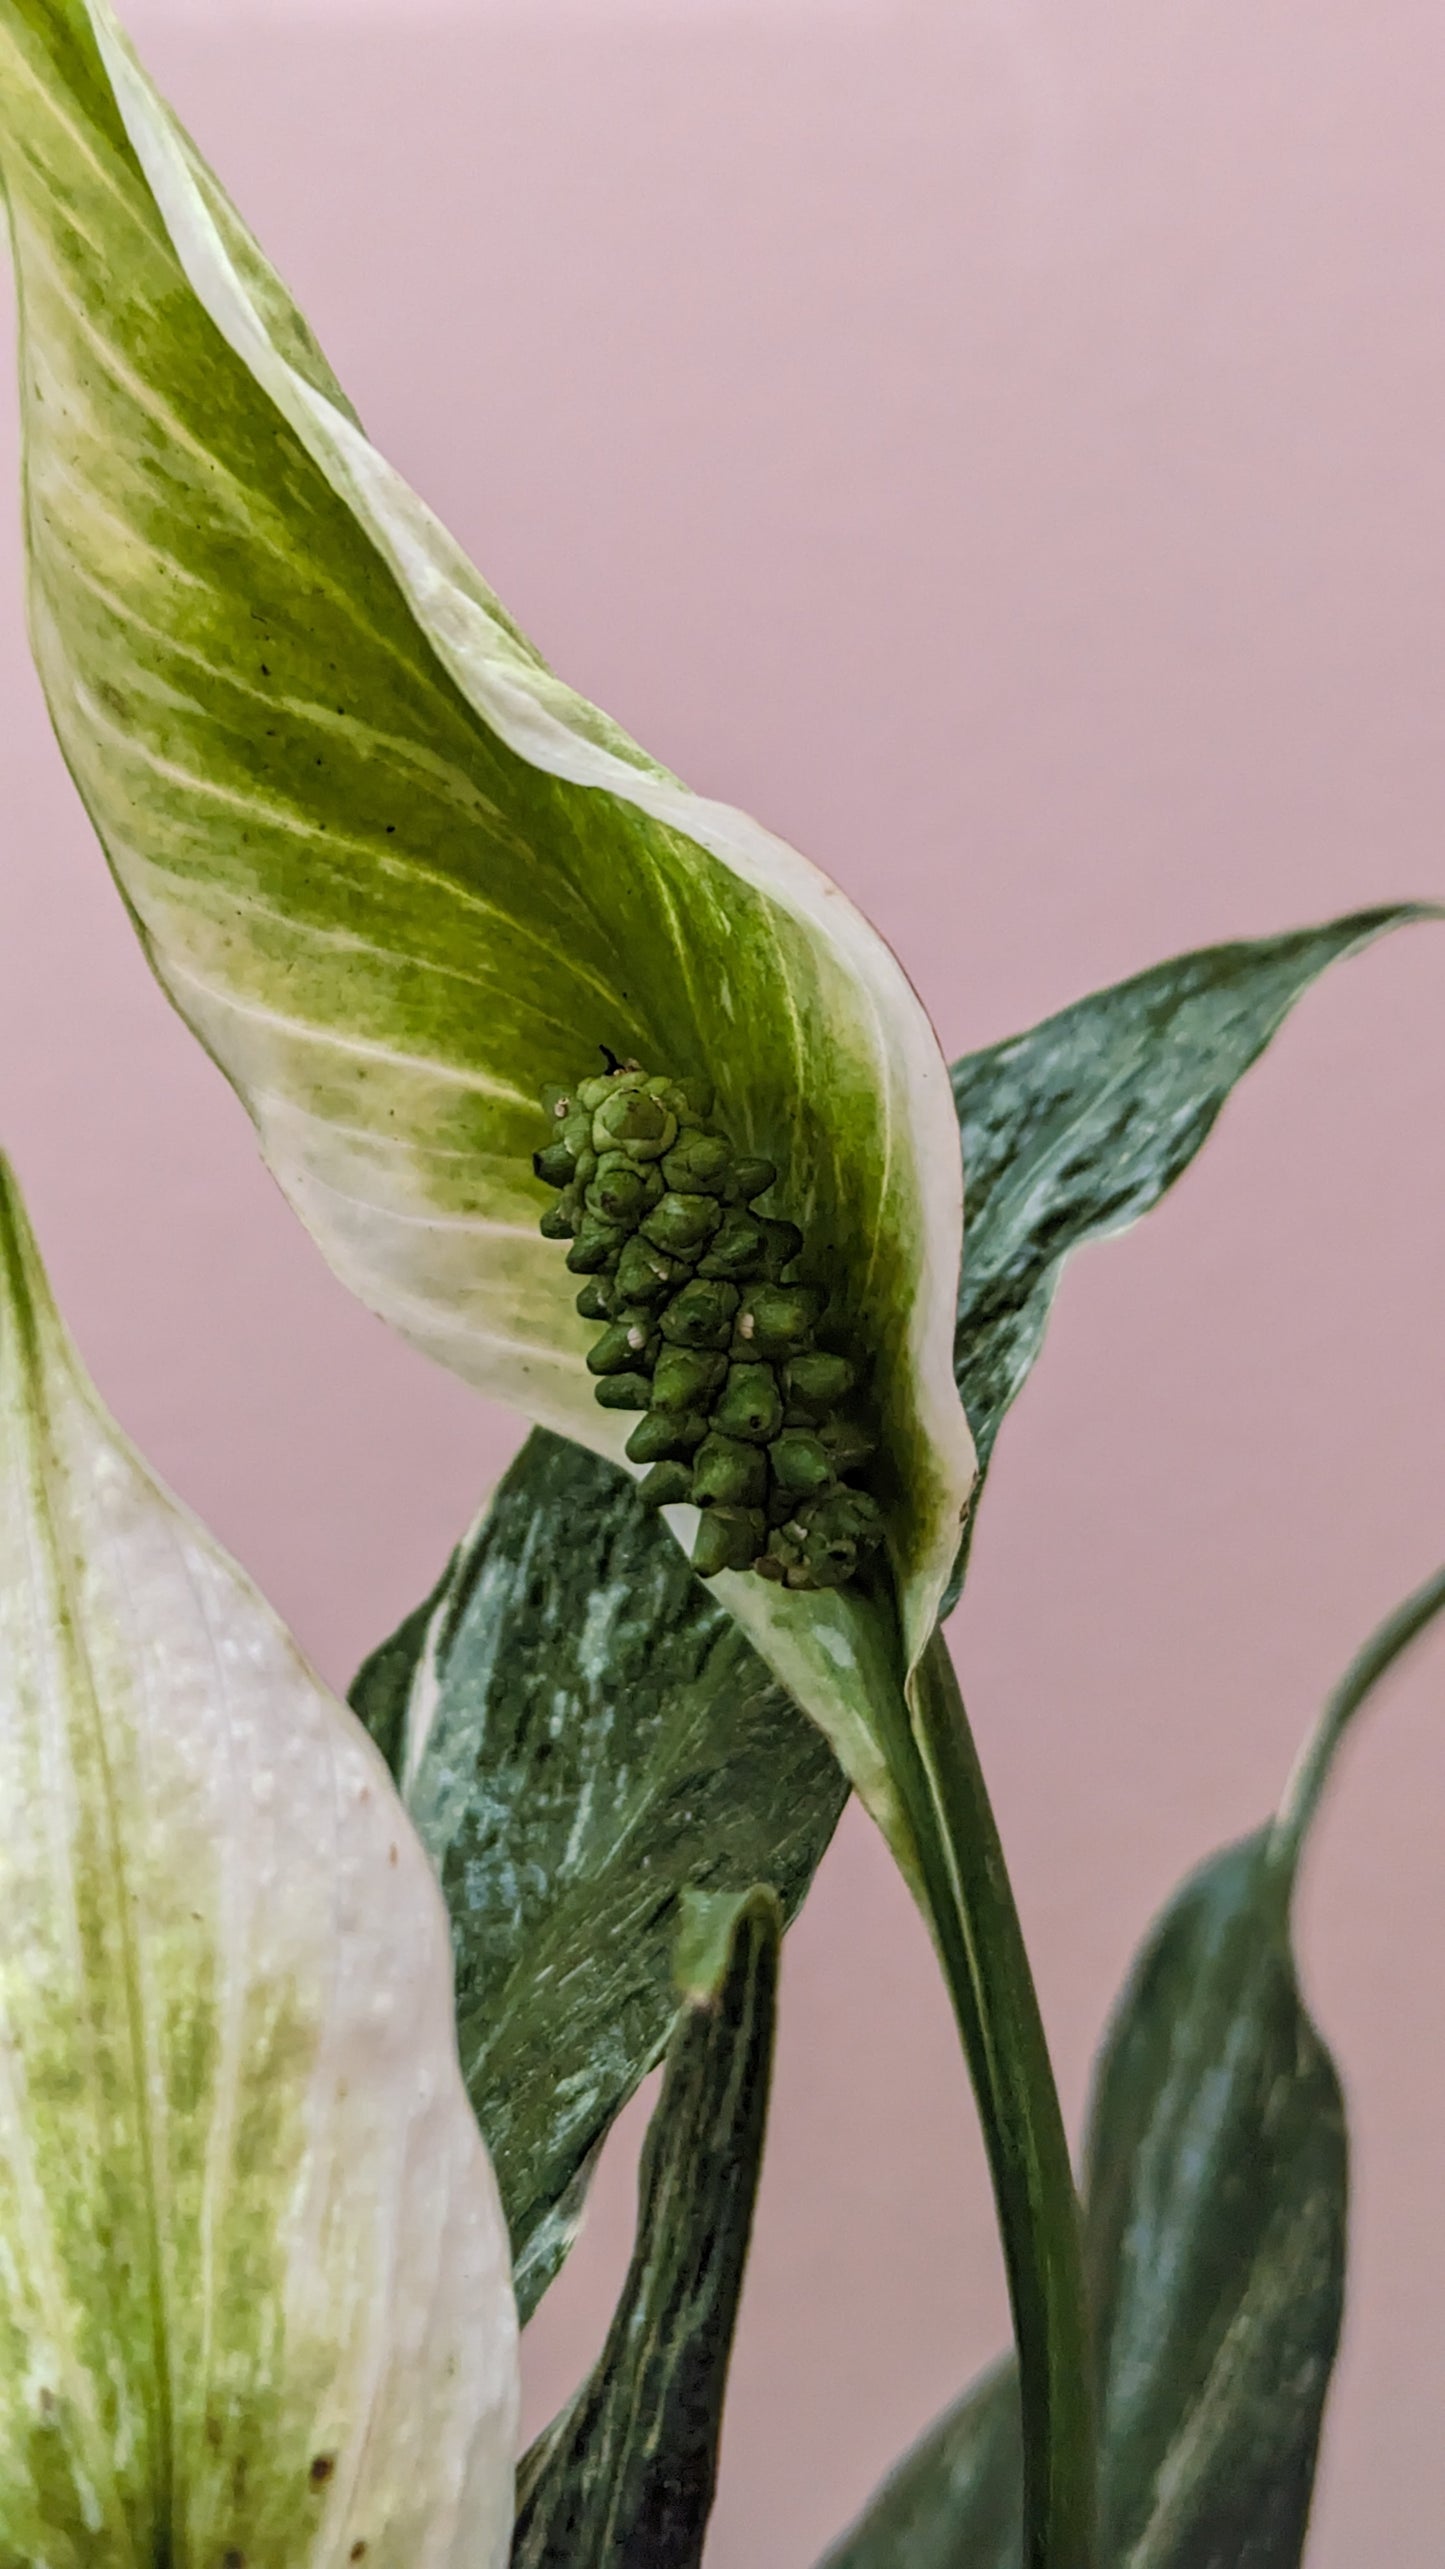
[0,0,975,1855]
[0,1158,519,2567]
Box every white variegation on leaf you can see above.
[0,1161,518,2567]
[0,0,974,1861]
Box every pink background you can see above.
[2,3,1443,2559]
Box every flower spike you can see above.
[536,1061,882,1590]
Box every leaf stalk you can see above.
[894,1630,1097,2569]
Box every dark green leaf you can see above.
[823,1564,1445,2569]
[350,1431,846,2320]
[511,1888,780,2569]
[951,906,1432,1487]
[821,1837,1343,2569]
[1084,1837,1343,2567]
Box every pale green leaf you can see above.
[0,0,975,1852]
[0,1158,518,2568]
[511,1888,779,2569]
[350,1430,847,2320]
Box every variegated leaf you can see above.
[351,1429,847,2321]
[950,905,1436,1477]
[0,1157,518,2568]
[512,1889,779,2569]
[821,1565,1445,2569]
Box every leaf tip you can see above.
[673,1884,779,2006]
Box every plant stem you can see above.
[900,1629,1096,2569]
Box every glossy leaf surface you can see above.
[948,907,1432,1594]
[511,1889,779,2569]
[350,1431,846,2320]
[0,1162,518,2569]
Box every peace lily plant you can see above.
[0,5,1438,2565]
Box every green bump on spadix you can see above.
[534,1065,882,1591]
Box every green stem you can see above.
[1272,1559,1445,1872]
[898,1630,1096,2569]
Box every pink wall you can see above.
[2,4,1443,2560]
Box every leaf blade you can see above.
[821,1554,1445,2569]
[0,1158,518,2567]
[819,1837,1345,2569]
[350,1428,848,2320]
[1085,1837,1345,2569]
[951,906,1436,1481]
[511,1888,780,2569]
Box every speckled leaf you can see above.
[947,906,1434,1597]
[0,1158,518,2569]
[820,1835,1344,2569]
[824,1554,1445,2569]
[0,0,975,1844]
[1085,1836,1346,2566]
[511,1887,778,2569]
[350,1430,847,2321]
